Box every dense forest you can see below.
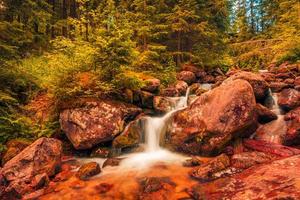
[0,0,300,199]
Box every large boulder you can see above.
[284,107,300,145]
[141,78,160,93]
[176,71,196,85]
[60,100,142,149]
[223,71,269,101]
[278,88,300,111]
[0,138,62,197]
[166,79,257,155]
[175,81,188,96]
[189,155,300,199]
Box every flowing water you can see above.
[254,89,287,143]
[120,88,191,169]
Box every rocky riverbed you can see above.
[1,63,300,200]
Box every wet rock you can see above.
[90,147,111,158]
[278,88,300,111]
[102,158,123,168]
[76,162,101,180]
[195,88,207,96]
[244,139,300,157]
[183,157,203,167]
[138,177,176,200]
[160,87,179,97]
[255,103,277,124]
[190,155,300,199]
[60,100,142,149]
[260,72,275,82]
[140,91,154,109]
[142,78,160,93]
[1,138,62,182]
[284,107,300,145]
[94,183,113,194]
[284,78,295,85]
[224,71,269,101]
[0,138,62,197]
[153,96,177,113]
[269,81,290,92]
[189,154,230,182]
[2,138,31,165]
[181,64,205,78]
[167,79,257,155]
[254,116,286,144]
[175,81,188,96]
[22,188,45,200]
[294,76,300,86]
[202,75,215,83]
[189,83,201,95]
[231,151,274,169]
[177,71,196,85]
[113,117,143,149]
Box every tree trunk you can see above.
[177,31,181,66]
[62,0,68,37]
[69,0,77,39]
[85,23,89,41]
[51,0,56,39]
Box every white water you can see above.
[119,88,191,169]
[254,89,286,143]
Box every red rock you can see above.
[167,79,257,155]
[189,154,230,182]
[244,139,300,157]
[255,103,277,124]
[75,162,101,180]
[294,76,300,86]
[284,107,300,145]
[175,81,188,96]
[189,155,300,199]
[142,78,160,93]
[269,81,290,92]
[138,177,176,200]
[224,71,269,100]
[113,116,143,149]
[60,100,142,149]
[160,87,179,97]
[102,158,123,168]
[202,75,215,83]
[177,71,196,85]
[22,188,45,200]
[260,72,275,82]
[1,138,62,182]
[182,157,203,167]
[231,151,275,169]
[278,88,300,111]
[153,96,177,113]
[94,183,113,194]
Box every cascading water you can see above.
[254,89,287,143]
[120,88,191,169]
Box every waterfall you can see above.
[145,88,190,152]
[254,89,286,143]
[119,88,191,169]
